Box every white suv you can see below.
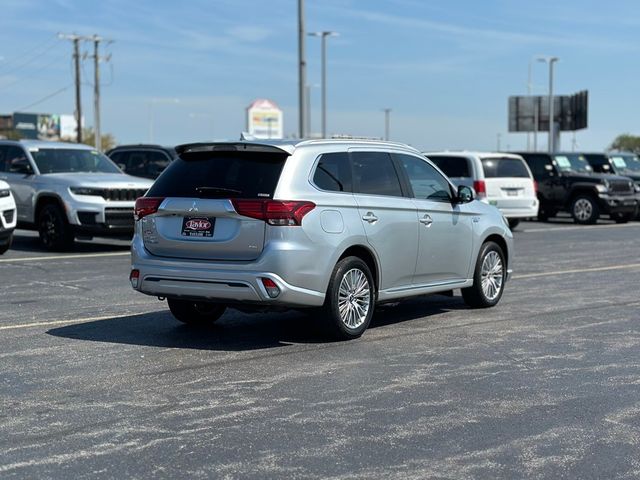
[0,180,17,254]
[426,152,539,229]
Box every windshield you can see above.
[553,154,593,174]
[610,154,640,173]
[30,148,123,174]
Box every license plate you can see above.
[181,217,215,237]
[506,190,520,196]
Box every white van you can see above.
[425,152,539,229]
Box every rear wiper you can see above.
[195,186,243,198]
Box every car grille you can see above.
[2,209,14,224]
[609,180,633,194]
[105,208,134,228]
[102,188,148,201]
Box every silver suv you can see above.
[130,140,513,339]
[0,140,153,250]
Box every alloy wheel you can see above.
[337,268,371,329]
[480,251,504,301]
[573,198,593,221]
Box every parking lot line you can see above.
[0,251,130,263]
[516,263,640,279]
[521,223,640,233]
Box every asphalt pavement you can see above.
[1,219,640,479]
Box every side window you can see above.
[352,151,403,197]
[523,154,552,179]
[147,151,171,178]
[0,146,8,172]
[109,151,125,169]
[396,154,452,202]
[312,152,351,192]
[428,156,471,178]
[127,152,148,177]
[7,146,31,173]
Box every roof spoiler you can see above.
[175,142,291,156]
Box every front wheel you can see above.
[38,203,74,251]
[0,233,12,255]
[507,219,520,230]
[320,256,375,340]
[571,195,599,225]
[462,241,506,308]
[167,298,226,326]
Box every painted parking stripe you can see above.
[0,310,160,331]
[516,263,640,279]
[520,223,640,233]
[0,251,129,263]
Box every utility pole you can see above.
[59,33,90,143]
[89,36,112,151]
[298,0,306,138]
[309,31,339,138]
[383,108,391,141]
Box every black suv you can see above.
[582,152,640,187]
[106,145,177,179]
[514,152,638,224]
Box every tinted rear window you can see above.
[147,151,287,198]
[428,156,471,177]
[313,152,352,192]
[481,157,530,178]
[352,151,403,197]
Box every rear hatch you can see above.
[140,143,289,261]
[480,155,536,207]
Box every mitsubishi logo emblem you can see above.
[188,202,198,212]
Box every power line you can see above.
[15,84,73,112]
[0,35,58,71]
[0,51,67,90]
[0,39,60,76]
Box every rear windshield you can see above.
[30,148,122,174]
[481,157,530,178]
[428,156,471,177]
[147,151,287,198]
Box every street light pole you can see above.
[298,0,306,138]
[383,108,391,141]
[309,31,338,138]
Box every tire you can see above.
[38,203,75,251]
[320,256,375,340]
[0,233,12,255]
[167,298,226,326]
[612,212,633,224]
[507,219,520,230]
[537,206,555,222]
[462,241,507,309]
[571,195,599,225]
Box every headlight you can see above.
[634,183,640,193]
[0,189,10,198]
[70,187,104,196]
[596,184,608,193]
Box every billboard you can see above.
[508,90,588,132]
[246,99,283,139]
[11,112,78,141]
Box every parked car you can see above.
[0,179,17,254]
[425,151,538,229]
[514,152,638,224]
[106,144,177,179]
[0,140,153,250]
[582,152,640,188]
[130,139,513,339]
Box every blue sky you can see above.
[1,0,639,151]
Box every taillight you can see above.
[129,269,140,288]
[473,180,486,198]
[134,197,164,221]
[261,277,281,298]
[231,199,315,226]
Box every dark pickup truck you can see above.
[513,152,638,224]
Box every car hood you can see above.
[561,172,631,183]
[40,172,154,189]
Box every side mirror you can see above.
[456,185,474,203]
[11,162,33,175]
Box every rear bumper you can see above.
[130,236,326,307]
[498,205,539,219]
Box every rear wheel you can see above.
[321,256,375,340]
[167,298,226,325]
[537,206,556,222]
[507,219,520,230]
[462,241,506,308]
[571,195,599,225]
[38,203,74,251]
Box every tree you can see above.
[81,128,116,151]
[609,134,640,153]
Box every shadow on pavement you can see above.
[47,296,465,351]
[10,230,131,254]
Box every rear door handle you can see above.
[419,214,433,227]
[362,212,378,223]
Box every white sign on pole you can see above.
[246,99,283,139]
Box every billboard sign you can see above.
[13,112,39,139]
[246,99,283,139]
[12,112,78,141]
[508,90,588,132]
